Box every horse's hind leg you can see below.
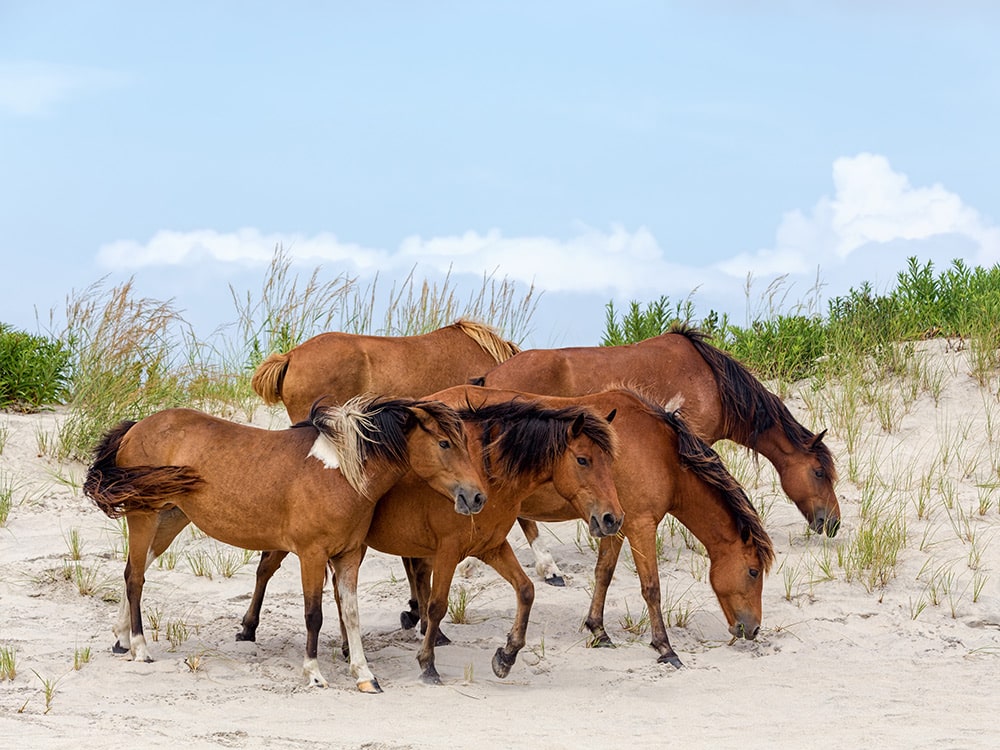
[330,549,381,694]
[479,541,534,679]
[298,552,329,688]
[237,549,290,642]
[122,512,159,662]
[114,507,191,654]
[418,552,462,685]
[400,557,450,645]
[519,518,565,587]
[584,534,625,648]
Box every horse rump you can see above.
[83,420,203,518]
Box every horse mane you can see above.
[308,395,465,497]
[623,387,775,573]
[666,321,837,483]
[452,319,521,364]
[458,398,617,487]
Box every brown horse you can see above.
[222,386,626,684]
[83,396,485,692]
[403,388,775,667]
[251,319,520,423]
[475,322,838,584]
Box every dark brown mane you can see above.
[458,399,616,485]
[667,321,837,483]
[624,387,775,572]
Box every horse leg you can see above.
[399,556,422,630]
[584,533,625,648]
[114,507,191,654]
[479,541,534,679]
[111,508,191,654]
[330,549,382,694]
[417,552,462,685]
[298,552,329,688]
[629,524,683,668]
[400,557,450,645]
[236,550,290,642]
[520,518,565,587]
[122,512,158,663]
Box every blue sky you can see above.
[2,2,999,346]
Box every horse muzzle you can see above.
[588,510,624,538]
[728,617,761,641]
[810,510,841,538]
[454,486,487,516]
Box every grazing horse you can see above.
[475,323,837,584]
[403,388,775,667]
[251,319,519,423]
[227,386,626,684]
[84,396,484,692]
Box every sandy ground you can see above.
[1,340,999,749]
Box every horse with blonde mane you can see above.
[84,395,484,692]
[252,320,519,422]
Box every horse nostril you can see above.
[750,625,760,640]
[602,513,619,532]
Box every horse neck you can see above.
[667,470,744,561]
[737,423,799,474]
[358,460,412,503]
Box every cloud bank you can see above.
[97,153,1000,309]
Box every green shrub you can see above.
[0,323,70,410]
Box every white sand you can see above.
[1,340,998,749]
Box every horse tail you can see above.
[84,421,204,519]
[668,322,775,446]
[251,352,291,406]
[453,319,521,363]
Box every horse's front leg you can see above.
[519,518,565,586]
[628,522,682,668]
[584,533,625,648]
[330,548,381,693]
[418,551,462,685]
[114,507,191,653]
[478,541,534,679]
[299,552,329,688]
[122,512,159,663]
[400,557,450,645]
[237,549,290,642]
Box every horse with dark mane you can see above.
[403,387,775,667]
[131,386,626,685]
[475,322,837,584]
[252,319,520,422]
[84,396,484,692]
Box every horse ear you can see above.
[605,408,617,424]
[401,409,419,433]
[570,412,586,438]
[810,429,828,449]
[740,523,751,544]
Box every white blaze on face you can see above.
[308,434,341,470]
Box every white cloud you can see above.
[718,153,1000,279]
[96,153,999,325]
[0,61,129,116]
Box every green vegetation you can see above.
[0,323,70,410]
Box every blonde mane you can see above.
[453,319,520,364]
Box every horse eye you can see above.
[576,456,589,467]
[813,468,825,479]
[438,440,451,449]
[749,568,760,580]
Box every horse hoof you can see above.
[400,610,420,630]
[112,641,129,655]
[307,676,329,688]
[658,653,683,668]
[492,648,514,679]
[357,678,383,694]
[235,631,256,642]
[435,631,451,647]
[420,669,442,686]
[544,574,566,587]
[590,634,615,649]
